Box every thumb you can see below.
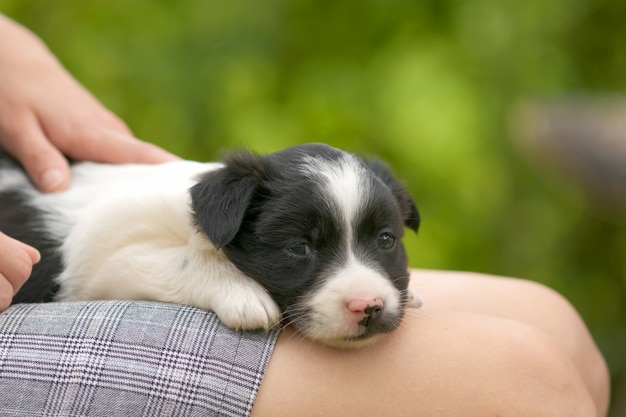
[18,241,41,265]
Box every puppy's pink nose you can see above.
[346,298,384,325]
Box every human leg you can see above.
[251,270,608,417]
[252,310,595,416]
[411,269,610,416]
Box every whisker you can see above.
[390,274,408,282]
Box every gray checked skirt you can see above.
[0,301,280,416]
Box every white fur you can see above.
[301,154,366,245]
[21,161,281,331]
[303,255,402,342]
[300,155,406,343]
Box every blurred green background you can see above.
[2,0,625,413]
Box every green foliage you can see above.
[2,0,625,380]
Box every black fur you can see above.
[190,143,419,336]
[365,158,420,232]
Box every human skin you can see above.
[0,15,178,193]
[251,270,610,417]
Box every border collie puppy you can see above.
[0,143,420,347]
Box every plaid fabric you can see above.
[0,301,280,417]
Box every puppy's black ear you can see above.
[366,159,420,232]
[190,152,267,248]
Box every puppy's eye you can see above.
[377,232,396,250]
[288,242,311,256]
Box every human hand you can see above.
[0,15,179,193]
[0,231,40,311]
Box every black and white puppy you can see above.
[0,143,420,347]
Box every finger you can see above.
[18,240,41,265]
[0,115,71,192]
[0,232,38,293]
[62,129,180,165]
[0,276,13,312]
[117,136,181,164]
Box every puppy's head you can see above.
[191,143,419,347]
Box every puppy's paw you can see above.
[212,283,282,331]
[406,288,423,308]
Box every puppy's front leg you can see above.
[406,287,423,308]
[210,273,282,331]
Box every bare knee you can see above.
[497,279,610,416]
[413,270,610,415]
[491,320,597,417]
[404,312,598,417]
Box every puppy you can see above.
[0,143,420,347]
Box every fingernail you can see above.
[41,169,65,192]
[32,248,41,264]
[19,242,41,264]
